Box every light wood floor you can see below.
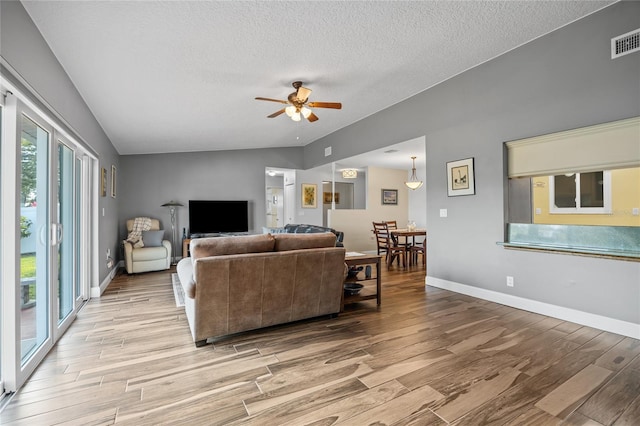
[2,265,639,425]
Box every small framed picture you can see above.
[323,192,340,204]
[110,165,117,198]
[100,167,107,197]
[301,183,317,208]
[447,157,475,196]
[381,189,398,205]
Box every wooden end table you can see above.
[342,253,382,311]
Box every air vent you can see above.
[611,29,640,59]
[384,149,399,154]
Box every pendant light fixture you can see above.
[404,156,424,190]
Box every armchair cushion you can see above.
[132,246,170,262]
[142,230,165,247]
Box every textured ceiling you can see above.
[22,1,613,157]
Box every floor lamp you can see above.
[161,200,183,264]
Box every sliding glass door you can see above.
[19,113,51,365]
[1,92,94,393]
[56,142,74,327]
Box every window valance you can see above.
[506,117,640,178]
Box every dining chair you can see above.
[384,220,399,244]
[372,221,406,268]
[409,238,426,266]
[372,221,389,256]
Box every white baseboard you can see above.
[426,275,640,340]
[92,261,123,298]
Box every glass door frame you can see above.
[1,89,95,392]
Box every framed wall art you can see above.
[301,183,317,208]
[110,165,117,198]
[100,167,107,197]
[381,189,398,205]
[323,192,340,204]
[447,157,475,196]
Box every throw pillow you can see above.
[142,230,165,247]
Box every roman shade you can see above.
[506,116,640,178]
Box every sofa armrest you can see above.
[162,240,172,267]
[177,257,196,299]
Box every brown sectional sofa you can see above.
[176,232,346,347]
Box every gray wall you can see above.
[304,2,640,324]
[118,148,303,243]
[1,1,120,286]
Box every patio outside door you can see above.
[19,113,51,365]
[1,93,92,393]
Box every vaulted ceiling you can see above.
[22,1,613,156]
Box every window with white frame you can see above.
[549,171,611,214]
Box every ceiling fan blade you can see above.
[307,102,342,109]
[297,86,312,102]
[267,109,286,118]
[255,97,289,104]
[306,111,319,122]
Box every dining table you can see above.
[390,228,426,266]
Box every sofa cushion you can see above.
[282,223,344,246]
[273,232,337,251]
[191,233,275,259]
[142,230,165,247]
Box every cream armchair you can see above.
[123,218,171,274]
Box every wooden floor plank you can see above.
[577,366,640,425]
[534,364,612,418]
[1,265,638,425]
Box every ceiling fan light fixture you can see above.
[300,106,312,119]
[405,156,424,190]
[285,105,296,117]
[291,112,302,122]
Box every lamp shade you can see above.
[404,156,424,190]
[285,105,296,117]
[405,180,423,190]
[301,106,312,119]
[161,200,184,207]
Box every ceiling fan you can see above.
[255,81,342,122]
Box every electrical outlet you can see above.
[506,276,514,287]
[633,208,639,216]
[439,209,448,218]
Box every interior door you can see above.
[284,183,295,225]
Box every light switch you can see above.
[633,208,639,216]
[439,209,448,218]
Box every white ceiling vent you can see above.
[611,29,640,59]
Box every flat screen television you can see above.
[188,200,249,235]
